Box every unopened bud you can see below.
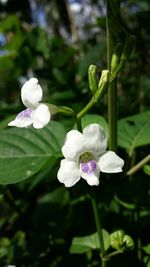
[110,230,134,251]
[111,42,123,73]
[88,64,99,94]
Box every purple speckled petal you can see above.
[80,160,100,186]
[81,162,89,173]
[90,160,97,172]
[81,160,97,174]
[17,108,33,119]
[8,108,34,128]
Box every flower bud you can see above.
[110,230,134,251]
[110,230,125,250]
[88,64,99,94]
[96,70,109,100]
[111,42,123,73]
[58,106,75,116]
[110,35,135,82]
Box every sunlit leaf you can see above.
[69,230,110,254]
[143,165,150,176]
[142,244,150,255]
[0,121,66,184]
[118,111,150,156]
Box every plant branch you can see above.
[127,154,150,176]
[107,0,118,152]
[90,189,107,265]
[77,70,109,120]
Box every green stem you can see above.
[108,79,117,151]
[4,188,23,215]
[102,260,107,267]
[107,0,118,152]
[90,190,107,266]
[76,114,83,132]
[107,250,123,258]
[77,97,95,120]
[77,71,109,120]
[127,154,150,176]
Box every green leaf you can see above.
[0,121,66,184]
[118,111,150,156]
[147,260,150,267]
[79,114,109,139]
[142,244,150,255]
[144,256,150,267]
[0,14,20,32]
[110,230,134,251]
[78,43,105,78]
[114,195,135,210]
[28,157,58,191]
[143,165,150,176]
[38,186,69,205]
[69,230,110,254]
[0,115,16,130]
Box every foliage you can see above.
[0,121,65,184]
[70,230,110,254]
[0,0,150,267]
[118,111,150,156]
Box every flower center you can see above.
[17,108,33,120]
[80,152,97,174]
[80,152,94,162]
[81,160,97,174]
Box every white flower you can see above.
[8,78,50,129]
[57,123,124,187]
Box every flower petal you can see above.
[8,108,34,128]
[83,123,107,156]
[21,78,43,108]
[62,130,85,161]
[80,160,100,186]
[57,159,80,187]
[98,151,124,173]
[82,173,100,186]
[32,104,50,129]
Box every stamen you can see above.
[17,108,33,120]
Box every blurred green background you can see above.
[0,0,150,266]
